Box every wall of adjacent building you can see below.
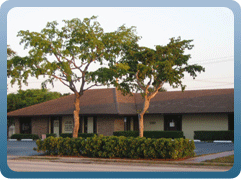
[182,113,228,139]
[11,113,229,140]
[143,114,164,131]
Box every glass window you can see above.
[64,120,73,132]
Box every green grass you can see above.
[204,155,234,163]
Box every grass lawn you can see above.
[204,155,234,163]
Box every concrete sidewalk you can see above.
[182,150,234,163]
[7,150,234,165]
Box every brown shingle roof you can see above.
[7,88,234,117]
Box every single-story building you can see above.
[7,88,234,139]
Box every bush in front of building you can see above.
[11,134,40,140]
[113,131,139,137]
[113,131,184,139]
[194,131,234,141]
[46,133,57,138]
[35,135,195,159]
[60,133,96,138]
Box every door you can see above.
[20,117,31,134]
[53,120,60,137]
[164,115,182,131]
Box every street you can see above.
[7,159,231,172]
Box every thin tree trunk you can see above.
[138,113,144,137]
[73,93,81,138]
[138,96,150,137]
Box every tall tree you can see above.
[7,45,16,137]
[7,89,64,112]
[7,16,139,138]
[92,37,205,137]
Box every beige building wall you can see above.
[143,114,164,131]
[182,113,228,139]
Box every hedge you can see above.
[46,133,57,138]
[60,133,96,138]
[113,131,184,139]
[11,134,39,140]
[36,135,195,159]
[194,131,234,141]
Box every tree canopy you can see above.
[7,16,140,138]
[7,89,65,112]
[91,37,205,137]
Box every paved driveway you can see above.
[7,141,234,157]
[194,142,234,156]
[7,141,42,156]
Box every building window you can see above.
[124,117,131,131]
[84,117,88,133]
[164,115,182,131]
[64,120,73,132]
[78,116,83,133]
[93,116,97,134]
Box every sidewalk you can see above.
[182,150,234,163]
[7,150,234,165]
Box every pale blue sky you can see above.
[6,7,234,94]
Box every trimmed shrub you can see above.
[194,131,234,141]
[113,131,184,139]
[36,135,195,159]
[60,133,96,138]
[11,134,39,140]
[46,133,57,138]
[113,131,138,137]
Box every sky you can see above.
[6,6,235,94]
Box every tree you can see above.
[7,45,16,138]
[94,37,205,137]
[7,16,139,138]
[7,89,64,112]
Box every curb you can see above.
[8,139,17,141]
[21,139,33,141]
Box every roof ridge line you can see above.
[7,93,75,115]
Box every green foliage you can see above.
[113,131,139,137]
[46,133,57,138]
[7,16,139,93]
[36,135,195,159]
[114,37,205,94]
[7,89,63,112]
[194,131,234,141]
[7,45,16,59]
[113,131,184,139]
[60,133,96,138]
[11,134,40,140]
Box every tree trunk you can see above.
[73,93,81,138]
[138,113,144,137]
[138,96,150,137]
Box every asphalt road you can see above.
[194,142,234,156]
[7,160,230,172]
[7,141,41,156]
[7,141,234,156]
